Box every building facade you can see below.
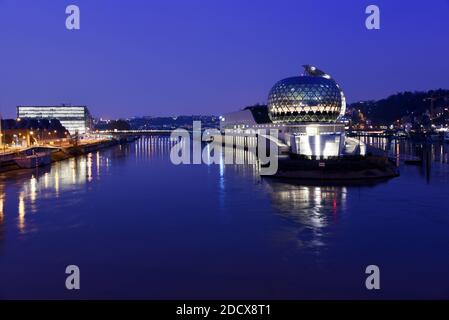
[220,65,365,158]
[17,105,93,135]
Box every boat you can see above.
[14,151,52,169]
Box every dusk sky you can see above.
[0,0,448,119]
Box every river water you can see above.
[0,136,448,299]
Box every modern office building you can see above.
[219,65,365,158]
[17,105,93,135]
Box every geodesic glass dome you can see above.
[268,67,346,123]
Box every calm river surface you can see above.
[0,136,449,299]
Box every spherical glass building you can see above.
[268,66,346,123]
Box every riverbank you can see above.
[0,139,125,174]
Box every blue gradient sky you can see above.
[0,0,448,119]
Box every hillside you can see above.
[349,89,449,125]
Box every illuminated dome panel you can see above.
[268,67,346,123]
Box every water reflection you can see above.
[136,135,177,159]
[359,136,449,183]
[0,135,443,245]
[0,186,4,246]
[360,136,449,165]
[0,137,183,235]
[263,180,347,249]
[0,147,116,234]
[18,192,25,232]
[0,135,448,299]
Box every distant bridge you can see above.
[96,129,173,136]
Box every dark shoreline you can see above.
[264,155,400,181]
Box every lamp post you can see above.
[29,131,34,147]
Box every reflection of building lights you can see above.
[96,151,100,177]
[44,172,49,189]
[0,194,4,221]
[87,153,93,182]
[18,192,25,232]
[54,170,60,195]
[30,175,37,203]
